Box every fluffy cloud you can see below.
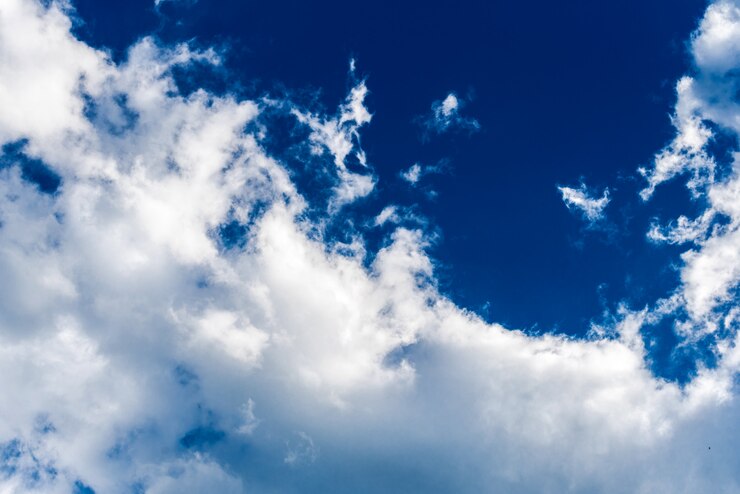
[558,183,610,222]
[0,1,737,493]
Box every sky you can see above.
[0,0,738,492]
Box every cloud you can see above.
[558,183,610,222]
[399,161,441,186]
[154,0,197,6]
[374,205,400,226]
[373,205,425,228]
[638,0,740,321]
[638,77,715,200]
[291,78,375,211]
[400,163,423,184]
[647,210,716,244]
[0,1,737,493]
[418,92,480,137]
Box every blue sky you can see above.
[81,0,715,341]
[0,0,739,493]
[71,0,708,335]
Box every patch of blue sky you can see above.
[73,480,96,494]
[0,140,61,195]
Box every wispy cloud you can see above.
[291,75,375,212]
[399,160,448,186]
[558,183,610,222]
[418,91,479,138]
[400,163,423,184]
[637,0,740,320]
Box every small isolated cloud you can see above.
[558,183,610,221]
[418,91,479,138]
[400,160,449,186]
[375,205,400,226]
[374,205,426,228]
[401,163,423,184]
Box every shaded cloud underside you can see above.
[0,1,737,493]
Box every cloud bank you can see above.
[0,1,737,493]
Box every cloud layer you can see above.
[0,1,738,493]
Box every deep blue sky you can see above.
[72,0,708,334]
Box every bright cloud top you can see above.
[0,1,737,494]
[558,183,610,221]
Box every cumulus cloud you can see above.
[418,92,480,138]
[0,1,737,493]
[558,183,610,221]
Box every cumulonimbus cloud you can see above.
[0,1,737,493]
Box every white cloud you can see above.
[639,0,740,320]
[419,91,480,137]
[400,161,448,187]
[400,163,422,184]
[647,210,716,244]
[558,183,610,221]
[374,205,400,226]
[0,1,736,493]
[638,77,715,200]
[292,79,375,212]
[692,0,740,73]
[439,93,459,117]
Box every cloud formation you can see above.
[640,0,740,321]
[558,183,610,222]
[418,92,479,137]
[0,1,737,493]
[399,160,447,186]
[291,79,375,212]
